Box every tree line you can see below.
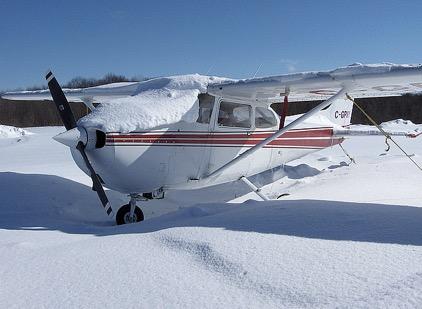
[20,73,150,91]
[63,73,148,89]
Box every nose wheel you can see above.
[116,194,145,225]
[116,204,144,225]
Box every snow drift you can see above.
[0,124,28,139]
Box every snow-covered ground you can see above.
[1,124,422,308]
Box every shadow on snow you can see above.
[1,172,421,246]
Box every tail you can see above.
[320,95,353,126]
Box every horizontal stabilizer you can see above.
[334,128,422,138]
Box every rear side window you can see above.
[218,102,251,128]
[255,107,278,128]
[197,93,215,124]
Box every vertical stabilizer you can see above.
[320,96,353,126]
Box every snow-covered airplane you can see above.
[2,63,422,224]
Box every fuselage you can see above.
[71,96,343,194]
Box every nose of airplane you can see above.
[53,126,105,150]
[53,126,88,148]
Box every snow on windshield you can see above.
[78,74,232,133]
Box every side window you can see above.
[197,93,215,124]
[218,102,251,128]
[255,106,278,128]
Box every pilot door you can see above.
[207,99,253,181]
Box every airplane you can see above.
[2,63,422,225]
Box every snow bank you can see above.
[78,74,231,132]
[0,125,28,139]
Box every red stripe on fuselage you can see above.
[106,138,342,148]
[106,127,333,140]
[105,128,341,148]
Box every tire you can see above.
[116,204,144,225]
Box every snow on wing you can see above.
[207,63,422,102]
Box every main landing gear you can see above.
[116,194,145,225]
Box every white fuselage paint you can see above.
[70,99,342,194]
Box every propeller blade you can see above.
[45,70,77,130]
[76,141,114,217]
[45,70,113,218]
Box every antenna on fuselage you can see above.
[205,65,214,75]
[252,63,263,78]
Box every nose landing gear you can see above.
[116,194,145,225]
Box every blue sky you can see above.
[1,0,422,90]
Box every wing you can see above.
[4,63,422,104]
[207,63,422,102]
[1,81,140,103]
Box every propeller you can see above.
[45,70,114,217]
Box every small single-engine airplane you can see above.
[2,63,422,224]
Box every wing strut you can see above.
[239,176,269,201]
[201,87,349,182]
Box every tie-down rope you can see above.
[345,93,422,172]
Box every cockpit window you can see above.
[197,93,215,124]
[255,106,278,128]
[218,101,251,128]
